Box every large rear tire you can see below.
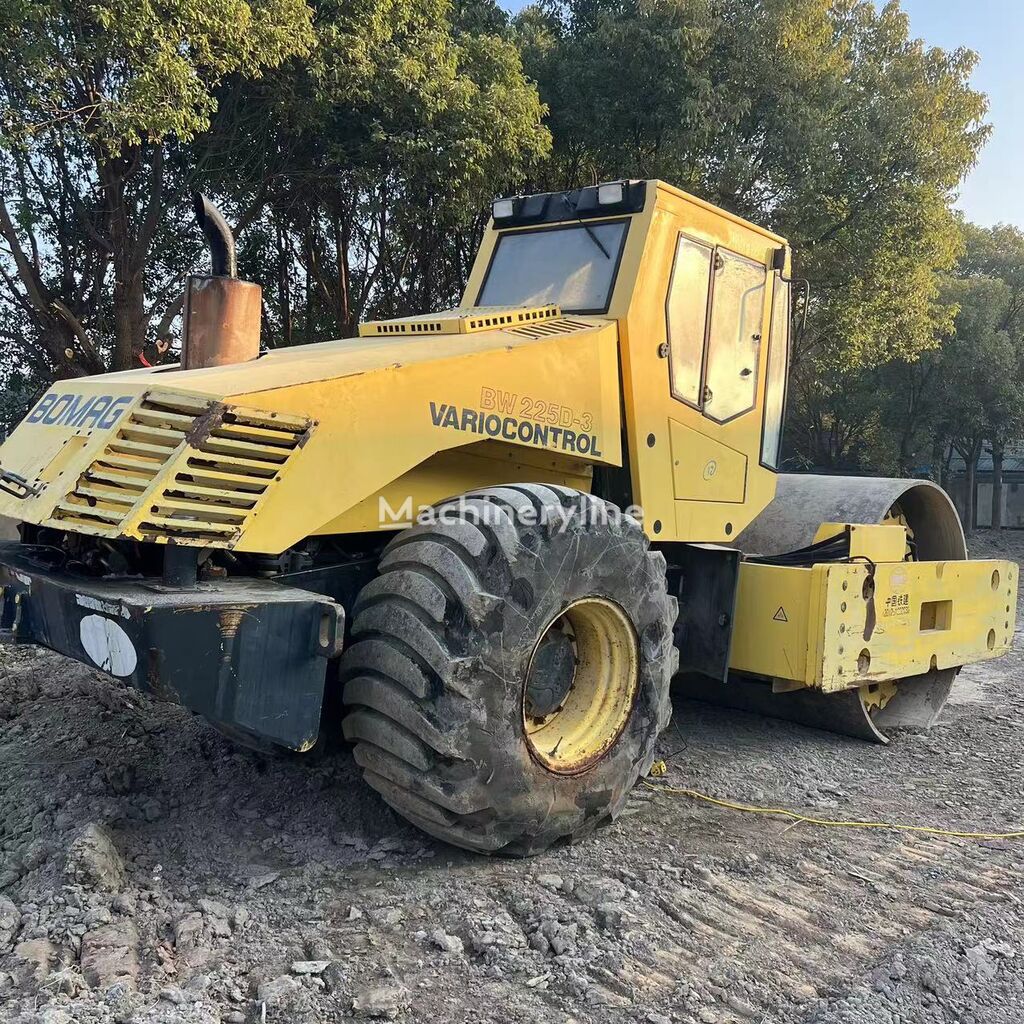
[339,485,677,855]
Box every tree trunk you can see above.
[303,229,315,343]
[111,272,146,370]
[930,435,944,484]
[332,209,353,336]
[100,157,134,369]
[941,441,954,492]
[962,438,983,537]
[898,431,912,476]
[100,147,163,370]
[992,440,1004,531]
[276,218,292,347]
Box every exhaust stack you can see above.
[181,194,261,370]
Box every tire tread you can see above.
[341,484,675,854]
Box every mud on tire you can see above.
[339,484,678,855]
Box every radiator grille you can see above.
[49,393,207,534]
[139,403,309,545]
[358,304,562,337]
[50,392,311,547]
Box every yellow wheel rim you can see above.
[523,597,640,775]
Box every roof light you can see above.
[492,198,515,220]
[597,182,624,205]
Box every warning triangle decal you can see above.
[773,606,788,623]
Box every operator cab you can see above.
[465,178,794,544]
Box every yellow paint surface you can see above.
[813,522,909,563]
[731,558,1017,691]
[0,322,621,552]
[669,419,747,503]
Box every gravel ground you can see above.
[1,530,1023,1024]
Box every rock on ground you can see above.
[65,823,124,892]
[80,921,140,990]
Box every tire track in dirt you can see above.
[563,788,1023,1020]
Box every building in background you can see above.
[947,443,1024,530]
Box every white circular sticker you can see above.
[79,614,137,677]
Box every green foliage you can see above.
[304,0,548,219]
[0,0,315,375]
[0,0,548,370]
[930,236,1024,454]
[0,0,1013,486]
[0,0,314,151]
[211,0,550,339]
[519,0,987,371]
[796,222,1024,479]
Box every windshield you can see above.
[477,221,628,313]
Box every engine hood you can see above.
[0,306,621,552]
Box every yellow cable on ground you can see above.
[643,781,1024,840]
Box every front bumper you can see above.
[0,542,344,750]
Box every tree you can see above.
[0,0,314,376]
[785,359,884,471]
[928,275,1022,534]
[518,0,988,468]
[951,224,1024,528]
[827,223,1024,531]
[212,0,550,343]
[0,0,1008,496]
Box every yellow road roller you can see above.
[0,182,1015,854]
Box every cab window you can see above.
[665,235,712,407]
[664,237,766,424]
[761,276,790,468]
[704,250,766,423]
[477,220,628,313]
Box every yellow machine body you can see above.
[0,179,1014,707]
[0,314,621,551]
[731,557,1016,690]
[463,180,788,542]
[0,180,786,551]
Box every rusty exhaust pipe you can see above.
[181,194,261,370]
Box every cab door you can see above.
[664,237,767,505]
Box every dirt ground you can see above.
[2,531,1023,1024]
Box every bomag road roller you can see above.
[0,182,1016,854]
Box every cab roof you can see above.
[491,178,787,248]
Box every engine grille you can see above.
[358,304,563,337]
[50,391,312,547]
[506,317,596,340]
[50,394,197,534]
